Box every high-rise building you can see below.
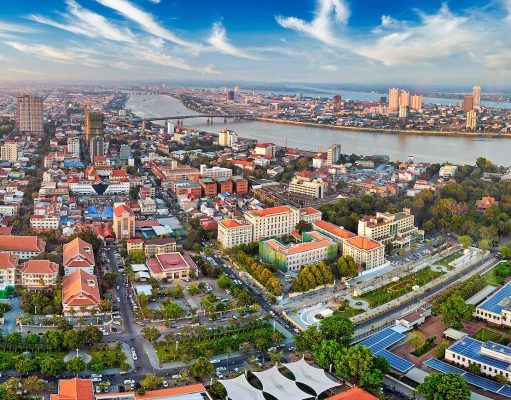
[399,91,410,108]
[218,129,238,147]
[332,94,342,112]
[326,144,342,165]
[17,94,43,133]
[466,110,477,129]
[411,94,422,111]
[389,88,400,112]
[464,95,474,113]
[113,204,135,239]
[226,90,235,101]
[90,136,104,161]
[120,144,131,161]
[473,86,481,110]
[0,140,18,162]
[67,136,80,157]
[399,105,408,120]
[84,110,103,141]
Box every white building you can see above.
[0,205,18,217]
[326,144,342,165]
[246,206,300,241]
[254,143,276,157]
[0,253,18,289]
[217,219,253,249]
[439,164,458,179]
[30,215,60,231]
[0,141,18,162]
[219,129,238,147]
[67,136,81,157]
[289,177,325,199]
[138,197,157,215]
[200,165,232,180]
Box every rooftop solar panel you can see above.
[423,358,465,375]
[451,338,511,370]
[498,385,511,397]
[359,328,395,348]
[464,373,505,392]
[370,332,405,353]
[477,280,511,314]
[375,350,414,373]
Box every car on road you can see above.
[210,359,220,364]
[234,368,240,373]
[162,380,169,388]
[171,374,181,379]
[216,366,227,372]
[215,371,223,379]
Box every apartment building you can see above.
[218,129,238,147]
[0,253,18,289]
[439,164,458,179]
[218,219,253,248]
[170,180,202,197]
[200,165,232,179]
[254,142,276,157]
[232,176,249,195]
[19,260,59,289]
[259,231,338,272]
[342,236,385,270]
[246,206,300,241]
[17,94,43,133]
[357,208,423,248]
[0,140,18,162]
[113,204,135,240]
[127,238,177,257]
[30,214,60,231]
[326,144,342,165]
[0,235,46,259]
[300,207,323,224]
[289,177,325,199]
[67,136,80,157]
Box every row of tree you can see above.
[290,262,334,293]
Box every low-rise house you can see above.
[63,237,95,275]
[146,252,198,281]
[62,269,100,315]
[476,196,499,210]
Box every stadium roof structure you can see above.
[252,365,311,400]
[219,375,266,400]
[281,357,340,395]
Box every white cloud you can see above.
[276,0,349,45]
[30,0,135,43]
[5,41,102,67]
[207,22,261,60]
[147,0,160,3]
[95,0,196,48]
[0,21,36,33]
[320,64,337,72]
[130,48,217,74]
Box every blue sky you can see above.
[1,0,510,85]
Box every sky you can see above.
[1,0,511,86]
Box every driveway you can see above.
[1,297,20,334]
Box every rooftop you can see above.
[477,280,511,314]
[313,220,356,240]
[147,252,198,274]
[249,206,295,217]
[346,236,383,250]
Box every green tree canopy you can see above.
[417,373,470,400]
[189,357,215,379]
[319,315,355,346]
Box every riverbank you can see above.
[252,117,510,139]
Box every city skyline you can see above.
[1,0,511,85]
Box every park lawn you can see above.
[434,250,464,270]
[334,300,365,318]
[472,328,511,345]
[483,270,505,286]
[361,267,444,308]
[155,324,283,363]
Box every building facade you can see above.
[326,144,342,165]
[113,204,135,240]
[342,236,385,270]
[218,219,253,248]
[289,177,325,199]
[246,206,300,241]
[19,260,59,289]
[84,110,104,141]
[1,140,18,162]
[18,94,43,133]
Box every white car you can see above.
[171,374,181,379]
[162,381,169,388]
[216,366,227,372]
[132,354,138,361]
[215,372,223,379]
[211,359,220,364]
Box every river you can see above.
[126,94,511,166]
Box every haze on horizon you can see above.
[1,0,511,86]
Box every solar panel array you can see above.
[424,358,511,398]
[359,327,413,373]
[451,337,511,370]
[477,280,511,313]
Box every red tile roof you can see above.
[346,236,382,250]
[114,204,134,217]
[63,237,95,268]
[0,252,18,270]
[147,252,198,274]
[251,206,293,217]
[20,260,58,274]
[314,220,356,240]
[51,378,93,400]
[326,387,378,400]
[62,269,100,307]
[0,235,45,253]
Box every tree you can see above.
[459,235,473,249]
[140,374,163,390]
[408,331,427,351]
[468,362,481,375]
[103,272,117,288]
[142,327,161,343]
[63,329,83,350]
[39,356,65,376]
[294,325,323,353]
[24,333,40,350]
[418,373,470,400]
[334,345,373,384]
[14,356,37,375]
[439,293,473,328]
[6,332,22,350]
[44,330,62,351]
[189,357,215,379]
[500,245,511,259]
[66,357,86,374]
[479,239,491,251]
[217,274,231,290]
[128,250,146,263]
[336,256,358,278]
[295,220,312,234]
[268,349,284,364]
[23,376,47,395]
[1,377,21,396]
[319,315,355,346]
[313,340,345,370]
[239,342,253,354]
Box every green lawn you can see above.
[361,267,444,308]
[472,328,510,345]
[434,250,464,270]
[483,261,511,286]
[334,300,365,318]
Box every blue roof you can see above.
[374,350,413,373]
[477,280,511,313]
[450,337,510,370]
[424,358,511,398]
[87,205,113,219]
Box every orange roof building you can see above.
[51,378,94,400]
[0,252,18,289]
[113,204,135,240]
[246,206,300,241]
[62,269,100,315]
[0,235,45,259]
[476,196,499,210]
[326,387,378,400]
[19,260,59,289]
[63,237,95,275]
[342,236,385,270]
[217,219,253,249]
[313,220,356,244]
[260,231,338,272]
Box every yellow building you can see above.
[218,219,253,249]
[113,204,135,240]
[84,109,104,141]
[0,140,18,162]
[342,236,385,270]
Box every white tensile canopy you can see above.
[219,374,266,400]
[252,365,311,400]
[282,357,340,395]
